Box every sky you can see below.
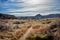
[0,0,60,16]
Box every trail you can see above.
[19,27,32,40]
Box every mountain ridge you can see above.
[0,13,60,19]
[0,13,16,19]
[18,14,60,19]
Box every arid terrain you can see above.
[0,0,60,40]
[0,18,60,40]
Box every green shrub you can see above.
[26,34,54,40]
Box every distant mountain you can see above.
[36,14,60,18]
[35,14,42,19]
[18,14,60,19]
[35,14,42,17]
[0,13,16,19]
[43,14,60,18]
[0,13,60,19]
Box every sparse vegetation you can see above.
[0,23,9,31]
[26,34,54,40]
[0,18,60,40]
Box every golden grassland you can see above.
[0,18,60,40]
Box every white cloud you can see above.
[8,12,38,16]
[42,11,60,15]
[8,4,56,13]
[1,0,60,16]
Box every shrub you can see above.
[26,34,54,40]
[13,21,20,24]
[0,24,8,31]
[50,22,57,29]
[42,19,51,24]
[13,21,25,24]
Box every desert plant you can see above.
[13,21,20,24]
[13,21,25,24]
[26,34,54,40]
[0,23,8,31]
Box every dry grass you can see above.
[0,18,60,40]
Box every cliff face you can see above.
[0,13,16,19]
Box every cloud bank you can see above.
[0,0,60,16]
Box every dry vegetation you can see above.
[0,18,60,40]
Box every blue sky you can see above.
[0,0,60,16]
